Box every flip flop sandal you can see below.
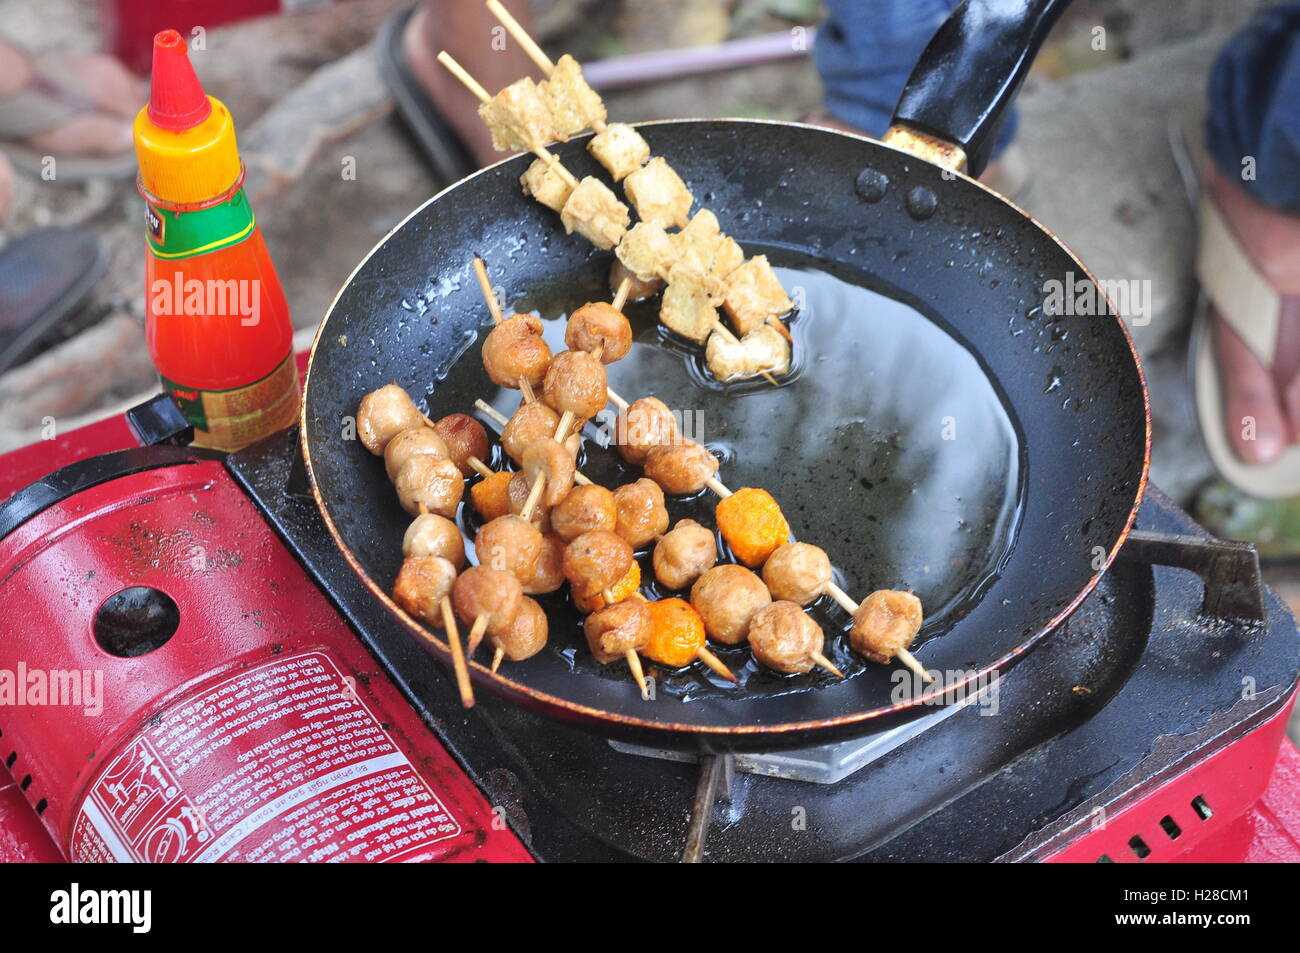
[0,50,138,183]
[1171,101,1300,500]
[375,6,477,185]
[0,226,108,374]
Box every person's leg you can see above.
[811,0,1018,159]
[403,0,536,166]
[1202,3,1300,463]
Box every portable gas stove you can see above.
[1,381,1298,863]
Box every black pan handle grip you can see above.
[889,0,1071,177]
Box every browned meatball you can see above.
[524,532,566,595]
[474,515,543,584]
[452,565,523,636]
[851,590,923,664]
[392,555,457,626]
[521,438,576,508]
[402,513,466,568]
[652,519,717,590]
[434,413,489,476]
[502,401,561,464]
[615,397,677,465]
[490,596,548,664]
[394,454,464,517]
[508,471,552,532]
[644,441,718,495]
[384,426,448,482]
[482,314,552,389]
[690,564,771,645]
[763,542,832,606]
[612,478,669,549]
[358,384,425,455]
[584,598,652,664]
[749,601,824,674]
[566,302,632,364]
[542,349,608,421]
[563,529,634,594]
[552,484,617,542]
[610,258,663,303]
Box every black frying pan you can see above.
[302,0,1149,751]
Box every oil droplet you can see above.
[855,167,889,203]
[906,185,938,220]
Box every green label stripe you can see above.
[147,189,255,260]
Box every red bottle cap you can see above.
[146,29,212,131]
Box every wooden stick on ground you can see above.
[440,596,476,708]
[436,51,578,187]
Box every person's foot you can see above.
[0,41,144,159]
[1204,161,1300,464]
[402,1,537,168]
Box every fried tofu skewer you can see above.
[437,51,577,187]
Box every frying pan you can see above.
[302,0,1149,752]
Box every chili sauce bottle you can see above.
[134,29,298,451]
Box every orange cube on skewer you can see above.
[643,597,706,668]
[573,559,641,613]
[470,470,514,522]
[715,487,790,567]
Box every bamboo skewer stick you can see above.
[600,589,652,699]
[436,51,578,187]
[474,257,505,324]
[467,615,490,656]
[440,597,476,707]
[808,650,845,679]
[612,276,632,311]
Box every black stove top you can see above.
[227,428,1299,862]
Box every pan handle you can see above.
[883,0,1071,178]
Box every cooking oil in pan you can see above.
[456,249,1024,701]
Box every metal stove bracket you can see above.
[682,754,734,863]
[1119,529,1265,625]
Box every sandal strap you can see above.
[1197,191,1282,365]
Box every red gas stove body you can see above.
[0,402,529,863]
[0,392,1297,863]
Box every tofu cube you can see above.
[541,54,606,139]
[560,176,630,250]
[520,158,575,212]
[705,323,791,382]
[587,122,650,181]
[616,222,678,282]
[660,267,719,344]
[623,157,693,230]
[722,255,794,335]
[478,77,554,152]
[672,211,743,292]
